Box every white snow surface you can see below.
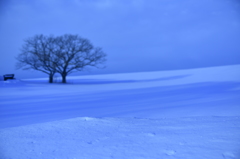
[0,65,240,159]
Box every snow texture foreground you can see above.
[0,117,240,159]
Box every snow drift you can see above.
[0,65,240,159]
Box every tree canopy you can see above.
[16,34,107,83]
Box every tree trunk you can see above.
[61,73,67,83]
[49,74,53,83]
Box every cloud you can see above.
[73,0,116,9]
[94,0,115,9]
[72,0,146,11]
[1,0,240,78]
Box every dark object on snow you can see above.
[3,74,15,81]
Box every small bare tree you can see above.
[16,35,58,83]
[16,34,107,83]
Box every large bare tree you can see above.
[16,34,107,83]
[53,34,106,83]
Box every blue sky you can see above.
[0,0,240,79]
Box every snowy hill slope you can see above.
[0,65,240,158]
[1,65,239,127]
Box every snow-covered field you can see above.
[0,65,240,159]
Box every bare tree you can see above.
[16,35,58,83]
[53,34,106,83]
[16,34,107,83]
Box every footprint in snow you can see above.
[146,132,156,137]
[222,152,236,159]
[164,150,176,156]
